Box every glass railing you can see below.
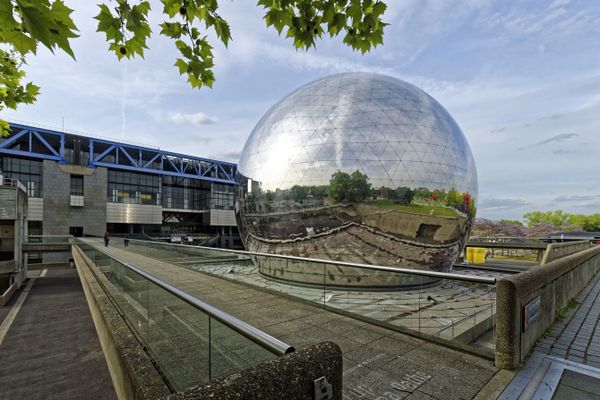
[74,240,293,392]
[123,239,497,357]
[26,235,73,244]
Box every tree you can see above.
[348,170,371,202]
[581,214,600,231]
[395,186,414,205]
[329,170,371,203]
[445,188,463,209]
[0,0,389,135]
[524,210,572,228]
[289,184,308,202]
[413,187,431,200]
[329,170,351,202]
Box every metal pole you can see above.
[208,317,212,381]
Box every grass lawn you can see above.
[368,199,460,218]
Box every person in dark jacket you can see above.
[104,231,110,247]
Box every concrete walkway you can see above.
[84,238,502,400]
[499,271,600,399]
[0,268,116,400]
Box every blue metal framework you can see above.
[1,122,237,184]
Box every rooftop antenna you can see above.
[62,117,65,131]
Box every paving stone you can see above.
[0,269,116,400]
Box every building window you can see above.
[161,176,210,210]
[0,157,43,197]
[211,183,234,210]
[70,175,84,196]
[107,170,160,205]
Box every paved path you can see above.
[536,272,600,365]
[84,238,500,400]
[499,271,600,399]
[0,268,116,400]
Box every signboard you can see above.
[170,235,182,243]
[523,296,541,332]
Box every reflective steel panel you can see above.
[236,73,478,288]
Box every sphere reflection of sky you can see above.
[238,72,478,200]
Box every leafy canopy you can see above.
[524,210,600,232]
[0,0,388,135]
[329,170,371,203]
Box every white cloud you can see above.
[168,112,219,127]
[482,0,597,38]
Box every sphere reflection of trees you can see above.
[236,73,479,286]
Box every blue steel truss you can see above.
[1,122,237,184]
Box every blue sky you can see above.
[3,0,600,220]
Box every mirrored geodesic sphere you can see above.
[236,72,477,288]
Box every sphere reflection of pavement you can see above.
[180,260,499,339]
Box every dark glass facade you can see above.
[107,170,161,205]
[161,176,210,210]
[211,183,234,210]
[0,157,43,197]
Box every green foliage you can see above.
[259,0,387,54]
[524,210,571,228]
[289,184,308,202]
[309,185,329,198]
[95,0,151,60]
[523,210,600,232]
[349,170,371,201]
[0,0,76,135]
[395,186,414,205]
[287,184,328,202]
[0,0,388,134]
[0,49,39,136]
[499,219,524,226]
[372,199,459,218]
[0,0,79,57]
[329,170,371,202]
[329,170,351,202]
[413,187,431,199]
[378,185,414,205]
[445,188,463,209]
[158,0,231,88]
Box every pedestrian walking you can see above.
[104,231,110,247]
[124,237,129,247]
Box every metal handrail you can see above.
[127,238,497,284]
[434,302,494,336]
[28,234,74,237]
[75,240,294,356]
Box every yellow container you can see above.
[473,247,486,264]
[466,247,474,263]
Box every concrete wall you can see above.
[43,161,107,237]
[540,240,592,265]
[170,342,343,400]
[495,245,600,369]
[73,244,171,400]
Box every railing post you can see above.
[208,316,212,381]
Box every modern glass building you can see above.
[0,122,240,248]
